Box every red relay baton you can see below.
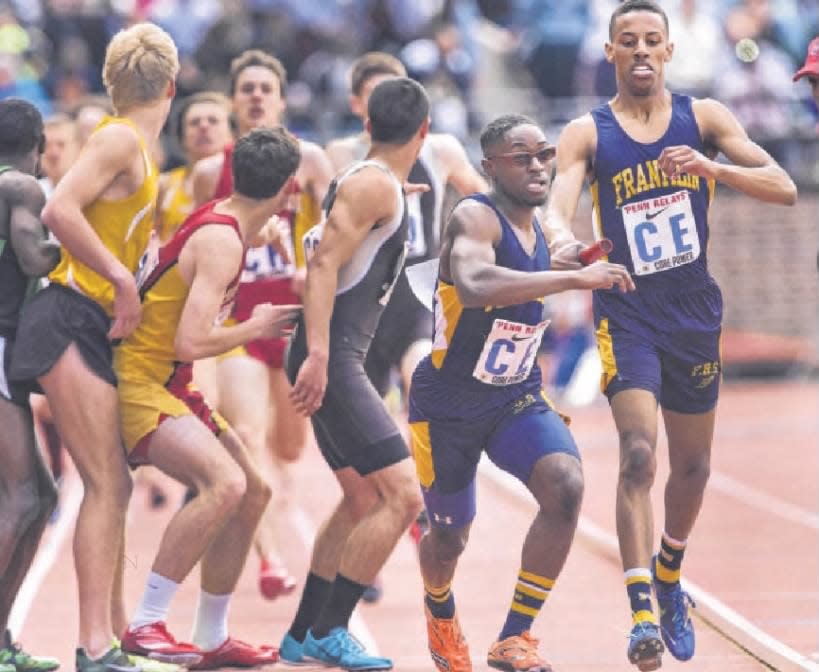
[579,238,614,266]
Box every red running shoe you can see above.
[192,638,279,670]
[259,558,297,601]
[121,622,203,666]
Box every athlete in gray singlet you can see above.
[280,77,430,671]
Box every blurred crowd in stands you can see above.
[1,1,817,165]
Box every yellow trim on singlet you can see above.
[589,181,610,262]
[430,281,463,369]
[48,116,159,316]
[409,420,435,488]
[292,190,322,269]
[705,177,717,256]
[595,318,618,394]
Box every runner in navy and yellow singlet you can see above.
[409,114,633,672]
[0,98,62,672]
[544,2,797,669]
[118,128,301,668]
[9,24,180,672]
[190,50,334,601]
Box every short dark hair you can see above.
[174,91,231,143]
[0,98,44,157]
[479,114,539,156]
[609,0,669,40]
[229,50,287,97]
[350,52,407,96]
[232,127,301,200]
[368,78,429,145]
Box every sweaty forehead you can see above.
[613,10,667,38]
[500,124,547,150]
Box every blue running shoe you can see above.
[303,628,392,671]
[278,633,306,666]
[627,622,664,671]
[652,558,696,661]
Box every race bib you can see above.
[242,242,292,282]
[622,190,700,276]
[406,192,426,258]
[473,318,550,386]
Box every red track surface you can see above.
[13,380,818,672]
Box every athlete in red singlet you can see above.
[190,49,334,600]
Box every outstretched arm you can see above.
[7,175,59,277]
[662,98,797,206]
[448,199,633,309]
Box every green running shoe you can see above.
[75,645,139,672]
[110,639,181,672]
[0,631,60,672]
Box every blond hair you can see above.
[102,23,179,113]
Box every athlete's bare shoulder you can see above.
[446,196,501,244]
[690,97,735,134]
[325,134,361,171]
[0,170,45,237]
[426,131,464,157]
[558,113,597,158]
[192,151,225,179]
[0,169,46,208]
[190,151,226,205]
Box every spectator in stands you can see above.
[665,0,721,98]
[510,0,589,99]
[714,16,797,163]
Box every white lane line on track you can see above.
[477,457,819,672]
[8,474,83,636]
[288,506,381,656]
[709,471,819,531]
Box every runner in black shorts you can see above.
[0,98,61,672]
[9,24,179,672]
[279,77,430,672]
[325,52,488,600]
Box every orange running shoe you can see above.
[487,632,552,672]
[425,606,472,672]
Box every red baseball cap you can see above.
[793,36,819,82]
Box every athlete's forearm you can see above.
[713,162,797,206]
[302,260,337,358]
[175,318,261,361]
[42,199,132,284]
[455,264,582,308]
[12,228,60,277]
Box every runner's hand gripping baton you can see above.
[578,238,614,266]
